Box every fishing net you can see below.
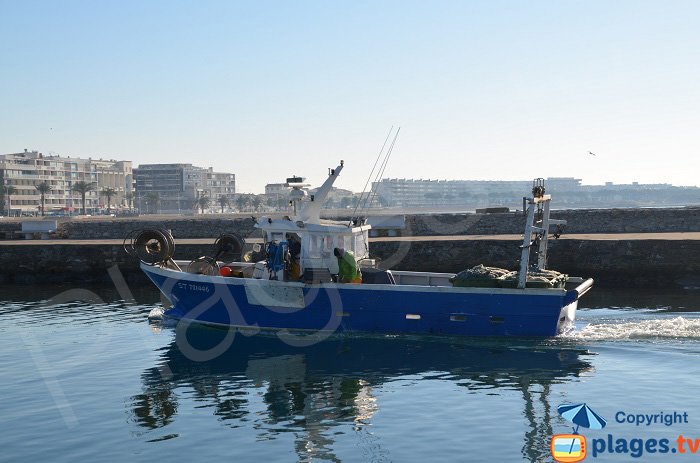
[449,264,511,288]
[450,265,568,289]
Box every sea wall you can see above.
[1,238,698,289]
[370,239,700,289]
[0,243,213,285]
[1,207,699,240]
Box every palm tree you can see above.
[196,195,211,214]
[71,181,96,215]
[124,192,135,212]
[144,192,160,214]
[1,184,17,216]
[217,195,230,213]
[100,187,117,214]
[251,195,262,212]
[235,195,249,212]
[377,195,390,207]
[35,181,53,216]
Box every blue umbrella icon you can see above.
[558,403,607,454]
[558,403,607,433]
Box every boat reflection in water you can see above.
[131,325,594,461]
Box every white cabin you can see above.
[254,161,371,280]
[257,218,370,277]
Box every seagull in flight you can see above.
[588,151,596,156]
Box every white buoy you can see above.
[148,307,165,321]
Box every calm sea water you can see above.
[1,284,699,462]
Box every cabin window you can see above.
[267,232,284,243]
[308,234,334,259]
[405,314,421,320]
[322,235,334,253]
[308,235,322,258]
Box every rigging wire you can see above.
[353,127,401,257]
[364,126,400,212]
[349,126,394,225]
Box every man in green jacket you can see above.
[334,247,362,283]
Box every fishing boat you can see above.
[134,161,593,337]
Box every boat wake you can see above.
[564,316,700,341]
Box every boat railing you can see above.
[572,278,594,298]
[173,260,257,275]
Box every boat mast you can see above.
[517,179,566,289]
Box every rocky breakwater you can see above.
[402,206,700,236]
[0,215,260,240]
[1,207,698,240]
[59,215,259,240]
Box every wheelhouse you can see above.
[257,218,371,279]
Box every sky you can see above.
[1,0,699,193]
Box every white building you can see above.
[133,163,236,213]
[371,177,700,209]
[0,149,133,215]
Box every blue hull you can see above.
[142,264,583,337]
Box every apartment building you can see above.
[133,163,235,213]
[371,177,700,209]
[0,149,133,215]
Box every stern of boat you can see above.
[557,278,594,334]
